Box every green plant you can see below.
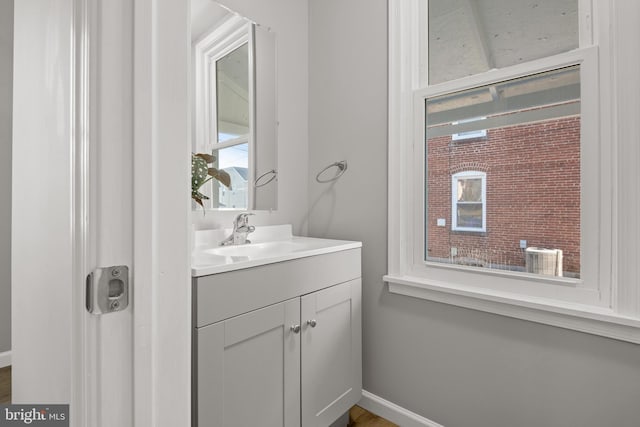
[191,152,231,209]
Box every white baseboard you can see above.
[358,390,444,427]
[0,351,10,368]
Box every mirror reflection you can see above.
[216,43,250,143]
[191,0,277,210]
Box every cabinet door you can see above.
[195,299,301,427]
[301,279,362,427]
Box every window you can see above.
[451,117,487,141]
[214,144,249,209]
[209,40,251,210]
[426,66,581,277]
[193,14,252,210]
[387,0,640,343]
[451,171,486,232]
[421,1,590,285]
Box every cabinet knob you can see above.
[307,319,317,328]
[290,324,301,333]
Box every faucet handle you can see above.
[234,212,255,227]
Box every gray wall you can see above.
[307,1,640,426]
[0,0,13,355]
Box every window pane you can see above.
[457,178,482,202]
[216,43,250,143]
[457,204,483,228]
[214,144,249,210]
[425,66,581,278]
[428,0,578,85]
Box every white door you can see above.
[13,0,193,425]
[12,0,134,425]
[301,279,362,427]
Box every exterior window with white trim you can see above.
[451,171,485,232]
[421,1,588,282]
[451,117,487,141]
[386,0,640,343]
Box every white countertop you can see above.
[191,225,362,277]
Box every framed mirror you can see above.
[191,0,278,210]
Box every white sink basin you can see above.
[204,241,306,258]
[191,225,361,277]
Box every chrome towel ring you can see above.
[254,169,277,188]
[316,160,348,183]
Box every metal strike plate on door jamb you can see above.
[86,265,129,315]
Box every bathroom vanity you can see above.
[191,226,362,426]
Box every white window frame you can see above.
[451,171,486,232]
[192,14,256,210]
[193,15,254,152]
[386,0,640,343]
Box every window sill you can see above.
[449,230,487,236]
[384,274,640,344]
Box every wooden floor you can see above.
[349,405,398,427]
[0,367,394,426]
[0,366,10,404]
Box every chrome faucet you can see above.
[221,213,256,246]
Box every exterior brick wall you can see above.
[426,116,581,275]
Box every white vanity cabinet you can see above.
[195,298,302,426]
[193,248,362,427]
[300,279,362,426]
